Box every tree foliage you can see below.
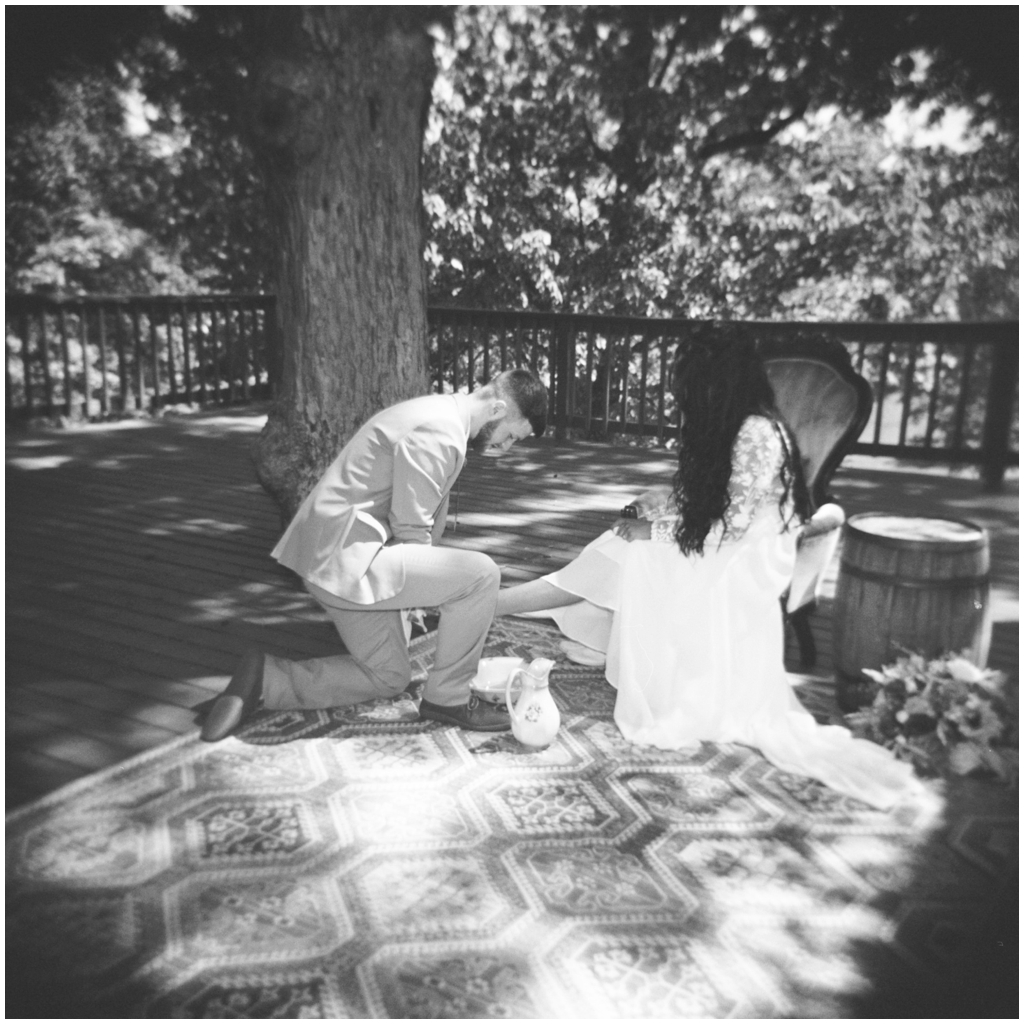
[5,69,269,295]
[5,6,270,295]
[423,5,1017,319]
[6,5,1018,325]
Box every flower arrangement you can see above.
[844,650,1018,784]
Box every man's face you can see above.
[471,410,533,456]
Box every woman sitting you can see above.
[495,334,917,809]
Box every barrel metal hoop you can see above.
[839,563,990,590]
[844,530,987,552]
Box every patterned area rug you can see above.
[6,619,1017,1018]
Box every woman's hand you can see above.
[612,517,652,542]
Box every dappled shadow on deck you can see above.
[6,406,1018,808]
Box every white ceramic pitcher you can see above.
[505,657,560,748]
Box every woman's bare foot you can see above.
[495,579,581,617]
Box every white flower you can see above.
[946,657,983,684]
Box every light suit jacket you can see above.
[272,393,471,604]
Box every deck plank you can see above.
[6,405,1017,809]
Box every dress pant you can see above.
[262,544,500,709]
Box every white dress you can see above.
[541,416,919,810]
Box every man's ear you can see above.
[490,398,508,421]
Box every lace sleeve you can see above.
[721,416,787,541]
[633,485,674,518]
[650,513,680,544]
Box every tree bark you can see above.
[244,9,436,521]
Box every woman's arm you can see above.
[613,517,653,541]
[720,417,787,539]
[618,484,675,542]
[630,485,674,517]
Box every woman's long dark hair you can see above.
[670,328,810,555]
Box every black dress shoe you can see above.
[201,650,265,741]
[419,695,512,732]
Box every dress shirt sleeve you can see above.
[389,427,460,545]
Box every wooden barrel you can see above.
[833,514,991,711]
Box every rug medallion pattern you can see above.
[6,619,1016,1017]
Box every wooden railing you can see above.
[4,293,276,419]
[428,308,1018,489]
[5,295,1018,488]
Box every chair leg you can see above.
[788,603,818,669]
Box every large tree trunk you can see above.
[243,9,436,521]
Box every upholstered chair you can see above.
[762,337,873,668]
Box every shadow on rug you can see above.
[6,619,1017,1018]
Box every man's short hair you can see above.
[492,368,548,436]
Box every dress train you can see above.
[537,524,920,810]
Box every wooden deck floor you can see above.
[6,403,1018,809]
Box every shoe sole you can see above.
[201,695,246,742]
[418,709,511,732]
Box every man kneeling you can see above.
[202,369,548,741]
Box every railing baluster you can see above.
[197,309,208,405]
[855,340,867,374]
[232,302,240,400]
[598,331,606,436]
[39,310,54,417]
[166,304,178,403]
[923,342,944,448]
[619,333,629,427]
[149,309,161,411]
[657,334,667,445]
[115,305,129,412]
[252,307,263,394]
[434,322,445,392]
[872,340,892,445]
[59,307,72,418]
[951,343,976,451]
[181,303,192,404]
[452,320,462,393]
[5,322,13,416]
[639,327,650,438]
[223,304,234,403]
[79,305,91,419]
[584,331,595,436]
[481,315,491,383]
[19,312,33,416]
[897,341,917,447]
[97,305,109,416]
[131,306,143,409]
[547,327,559,433]
[566,323,578,432]
[210,306,221,403]
[240,304,251,401]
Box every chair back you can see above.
[761,337,872,509]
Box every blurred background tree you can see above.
[6,8,268,295]
[8,5,1015,319]
[423,5,1017,320]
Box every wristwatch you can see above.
[620,504,639,519]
